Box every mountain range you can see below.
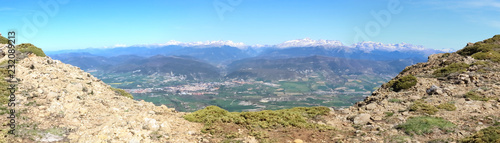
[47,38,448,81]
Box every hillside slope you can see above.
[321,35,500,142]
[0,44,206,142]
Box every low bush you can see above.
[183,106,333,134]
[385,111,394,117]
[464,91,490,101]
[472,51,500,62]
[409,101,438,115]
[0,36,9,44]
[110,87,133,99]
[432,62,470,77]
[461,125,500,143]
[16,43,46,57]
[387,75,417,92]
[396,116,455,136]
[388,98,402,103]
[0,68,10,105]
[436,103,456,111]
[457,35,500,56]
[457,35,500,63]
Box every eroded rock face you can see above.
[4,51,205,142]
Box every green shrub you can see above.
[433,62,470,77]
[389,98,402,103]
[461,125,500,143]
[389,75,417,92]
[16,43,46,57]
[472,51,500,62]
[409,101,438,115]
[457,35,500,56]
[396,116,455,136]
[464,91,490,101]
[0,68,10,105]
[110,87,133,99]
[385,111,394,117]
[183,106,333,134]
[457,35,500,63]
[436,103,456,111]
[0,36,9,44]
[471,61,489,66]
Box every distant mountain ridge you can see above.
[46,39,448,81]
[46,38,448,64]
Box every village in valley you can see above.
[90,70,391,112]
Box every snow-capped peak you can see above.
[156,40,247,49]
[351,42,426,52]
[110,38,447,53]
[275,38,344,49]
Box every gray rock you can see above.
[353,114,371,125]
[365,103,377,110]
[426,85,442,95]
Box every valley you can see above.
[48,39,445,112]
[91,70,393,112]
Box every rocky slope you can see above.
[322,35,500,142]
[0,44,206,142]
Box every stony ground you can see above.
[0,44,206,142]
[322,52,500,142]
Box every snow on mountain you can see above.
[275,38,344,49]
[156,40,247,49]
[351,42,426,52]
[113,38,450,53]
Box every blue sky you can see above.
[0,0,499,51]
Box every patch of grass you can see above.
[149,130,163,140]
[0,68,11,105]
[183,105,334,135]
[472,51,500,62]
[436,102,456,111]
[464,91,490,101]
[0,106,8,115]
[0,36,9,44]
[471,61,489,66]
[457,35,500,56]
[387,75,417,92]
[385,135,411,143]
[457,35,500,63]
[15,43,46,57]
[396,116,455,136]
[388,98,402,103]
[461,125,500,143]
[385,111,394,117]
[109,87,133,99]
[409,100,438,115]
[45,127,66,136]
[433,62,470,77]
